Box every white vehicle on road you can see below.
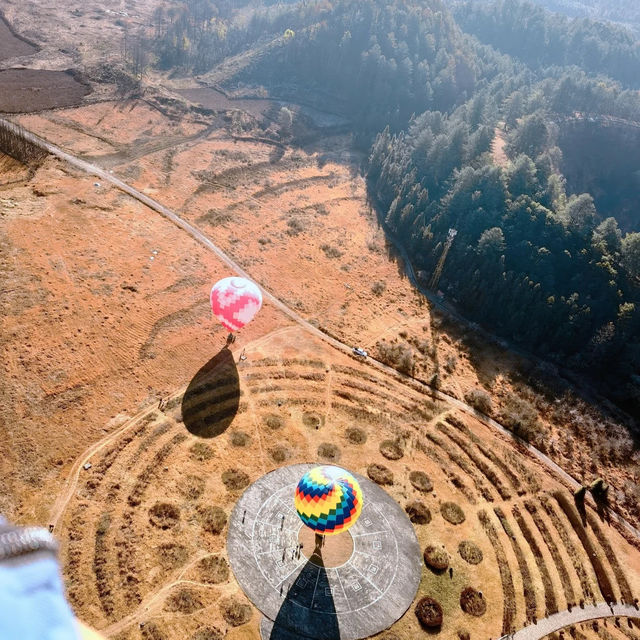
[352,347,368,357]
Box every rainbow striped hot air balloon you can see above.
[294,466,363,536]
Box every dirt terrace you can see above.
[55,326,640,640]
[0,69,90,113]
[0,15,37,61]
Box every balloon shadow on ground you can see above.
[181,347,240,438]
[266,541,340,640]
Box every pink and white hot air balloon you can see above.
[210,277,263,334]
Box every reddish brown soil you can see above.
[0,69,90,113]
[0,156,288,521]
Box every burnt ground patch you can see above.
[0,69,90,113]
[0,16,37,61]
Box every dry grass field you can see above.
[0,3,638,638]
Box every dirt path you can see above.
[4,116,639,548]
[499,603,640,640]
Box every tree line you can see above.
[451,0,640,89]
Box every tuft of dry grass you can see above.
[367,463,393,485]
[190,442,213,460]
[220,597,252,626]
[458,540,483,564]
[155,543,188,570]
[198,505,227,535]
[222,469,250,491]
[197,555,229,584]
[164,588,203,614]
[149,503,180,530]
[441,501,466,525]
[424,545,449,570]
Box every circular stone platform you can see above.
[227,464,422,640]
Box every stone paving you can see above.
[227,464,422,640]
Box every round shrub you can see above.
[302,412,324,430]
[367,463,393,485]
[264,414,283,430]
[198,506,227,534]
[269,445,291,463]
[191,627,223,640]
[458,541,483,564]
[221,597,252,626]
[229,431,250,447]
[165,588,203,613]
[415,596,443,628]
[178,475,205,500]
[409,470,433,493]
[190,442,213,461]
[149,502,180,529]
[222,469,250,491]
[464,389,492,414]
[460,587,486,616]
[424,545,449,570]
[405,501,431,524]
[441,501,466,524]
[345,427,367,444]
[379,439,403,460]
[197,555,229,584]
[318,443,340,461]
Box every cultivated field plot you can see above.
[0,15,37,61]
[0,69,90,113]
[55,325,640,640]
[0,155,288,521]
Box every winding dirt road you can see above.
[499,603,640,640]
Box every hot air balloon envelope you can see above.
[210,277,262,332]
[294,466,363,536]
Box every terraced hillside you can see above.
[54,326,640,640]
